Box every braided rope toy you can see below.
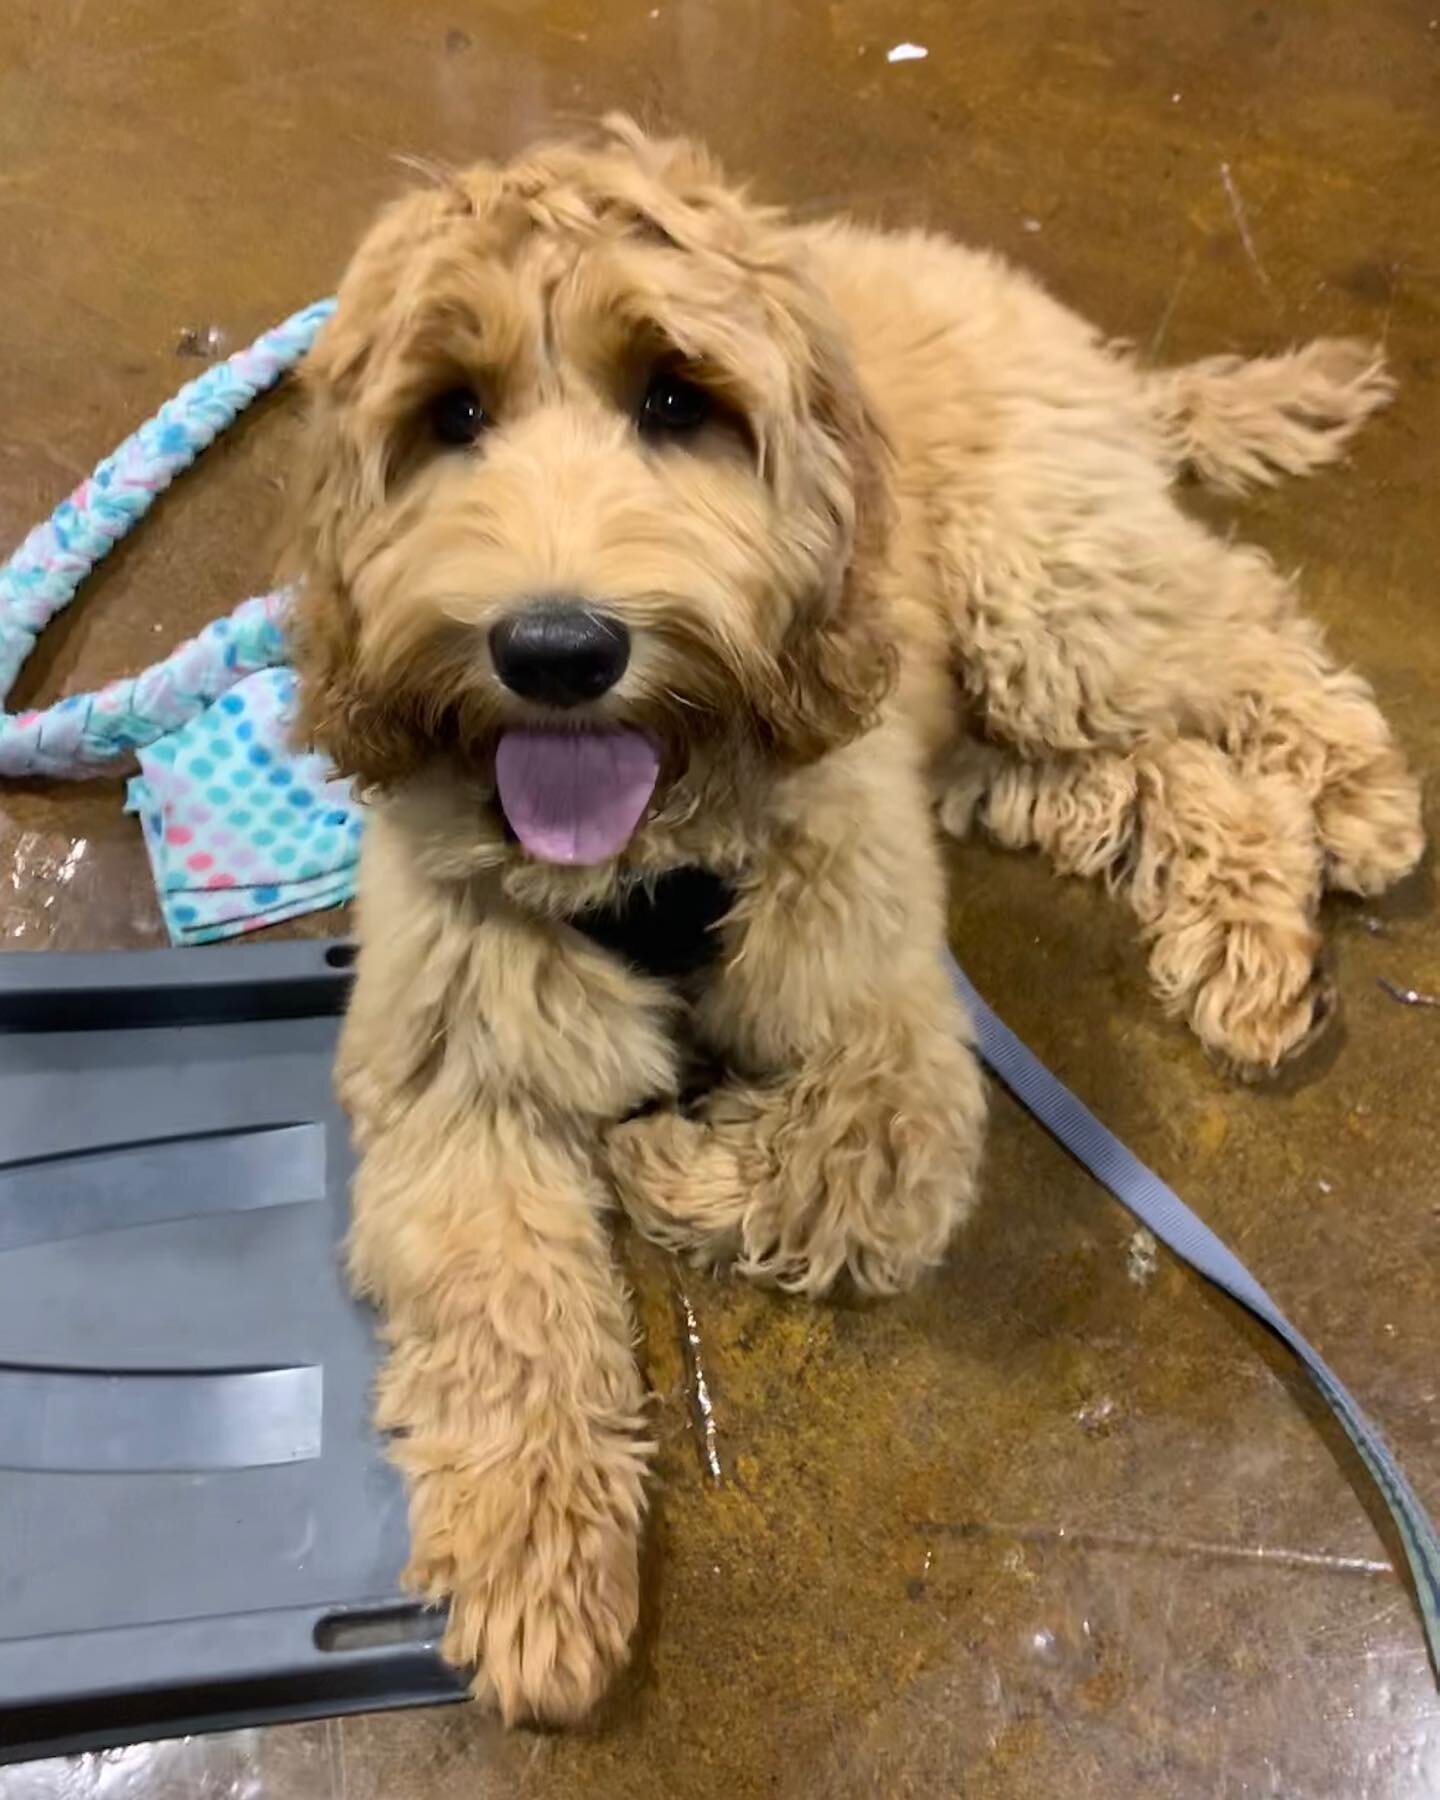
[0,299,334,779]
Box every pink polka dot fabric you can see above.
[125,666,363,945]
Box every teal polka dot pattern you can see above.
[125,666,363,945]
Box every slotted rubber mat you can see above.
[0,940,464,1764]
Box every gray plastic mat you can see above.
[0,940,464,1765]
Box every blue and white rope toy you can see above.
[0,297,1435,1685]
[0,298,333,777]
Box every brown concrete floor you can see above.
[1,0,1438,1793]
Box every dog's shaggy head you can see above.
[287,121,895,866]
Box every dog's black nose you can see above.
[489,603,631,708]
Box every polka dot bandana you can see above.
[125,667,362,945]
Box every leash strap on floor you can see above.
[949,957,1440,1685]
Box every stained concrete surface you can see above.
[1,0,1438,1793]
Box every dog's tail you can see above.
[1145,337,1393,496]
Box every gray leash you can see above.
[950,957,1440,1686]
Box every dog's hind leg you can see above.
[1145,338,1393,496]
[934,372,1419,1071]
[964,589,1424,913]
[980,743,1331,1073]
[1216,653,1426,900]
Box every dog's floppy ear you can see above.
[283,180,494,787]
[759,319,899,765]
[282,375,423,789]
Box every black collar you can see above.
[570,867,735,982]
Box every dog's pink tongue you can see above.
[495,729,660,865]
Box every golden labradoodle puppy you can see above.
[287,120,1421,1721]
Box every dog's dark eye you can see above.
[429,386,488,446]
[640,370,711,435]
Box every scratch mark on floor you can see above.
[1380,264,1402,349]
[1378,975,1440,1009]
[200,46,410,108]
[915,1518,1393,1578]
[1149,254,1194,357]
[22,434,87,482]
[674,1284,723,1482]
[76,15,247,72]
[1219,161,1276,296]
[0,258,138,361]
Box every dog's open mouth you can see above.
[495,728,660,866]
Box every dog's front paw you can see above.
[399,1434,644,1725]
[399,1454,637,1720]
[608,1044,985,1299]
[608,1099,837,1291]
[606,1108,750,1265]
